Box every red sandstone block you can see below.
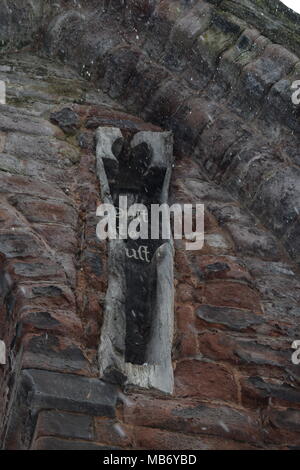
[204,281,262,313]
[18,308,83,339]
[123,394,261,444]
[198,331,239,364]
[175,359,238,402]
[94,418,133,448]
[244,44,298,92]
[34,410,94,441]
[19,283,76,309]
[0,230,47,259]
[178,332,199,358]
[196,255,252,282]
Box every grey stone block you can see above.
[35,410,94,441]
[196,304,263,331]
[4,369,117,449]
[32,436,119,450]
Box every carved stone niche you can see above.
[96,127,174,394]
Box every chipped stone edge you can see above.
[0,340,6,365]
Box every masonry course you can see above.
[0,0,299,450]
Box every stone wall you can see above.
[2,1,300,262]
[0,0,300,450]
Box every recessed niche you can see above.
[96,127,174,394]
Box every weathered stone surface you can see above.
[33,0,300,262]
[9,195,77,227]
[0,171,72,201]
[198,331,290,367]
[203,281,262,313]
[97,127,175,393]
[284,220,300,264]
[94,418,133,448]
[18,309,82,338]
[195,255,252,283]
[4,368,118,449]
[224,223,282,260]
[20,369,117,416]
[236,44,298,114]
[21,334,95,376]
[241,376,300,408]
[251,167,300,242]
[0,0,46,51]
[33,224,77,253]
[131,426,259,450]
[0,340,5,365]
[163,2,213,72]
[50,107,80,135]
[243,258,296,278]
[0,110,59,136]
[0,230,47,259]
[1,0,300,451]
[254,276,300,305]
[175,360,238,402]
[4,133,79,166]
[268,408,300,434]
[0,152,66,183]
[124,395,261,444]
[32,437,117,450]
[175,178,234,205]
[34,410,94,441]
[196,304,262,331]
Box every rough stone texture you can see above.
[0,0,299,451]
[21,0,300,263]
[96,127,175,393]
[0,341,5,365]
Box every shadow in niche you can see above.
[104,134,167,365]
[96,126,174,393]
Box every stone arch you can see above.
[26,0,300,265]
